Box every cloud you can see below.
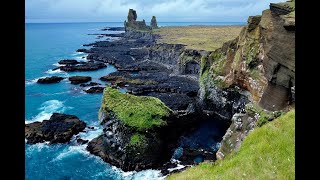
[26,0,286,23]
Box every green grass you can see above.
[101,87,172,131]
[152,26,243,51]
[130,133,146,146]
[167,109,295,180]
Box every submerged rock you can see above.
[37,76,65,84]
[25,113,86,144]
[80,82,101,87]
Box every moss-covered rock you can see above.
[100,87,172,131]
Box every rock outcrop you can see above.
[69,76,92,84]
[37,76,65,84]
[87,87,173,171]
[25,113,86,144]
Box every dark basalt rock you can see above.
[37,76,65,84]
[58,59,83,65]
[101,27,125,31]
[77,138,89,145]
[80,82,101,87]
[59,62,106,72]
[88,33,125,38]
[85,87,105,93]
[25,113,86,144]
[69,76,92,84]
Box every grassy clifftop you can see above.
[152,26,243,51]
[100,87,172,131]
[167,109,295,179]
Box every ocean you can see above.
[25,22,243,179]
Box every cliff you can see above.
[197,0,295,159]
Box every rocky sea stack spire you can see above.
[150,16,158,29]
[124,9,158,31]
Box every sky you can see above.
[26,0,286,23]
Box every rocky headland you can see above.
[25,0,295,177]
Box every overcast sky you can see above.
[26,0,285,23]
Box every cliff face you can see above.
[200,5,295,112]
[200,1,295,159]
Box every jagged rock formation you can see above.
[124,9,158,31]
[124,9,149,31]
[150,16,158,29]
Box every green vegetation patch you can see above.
[101,87,171,130]
[168,110,295,180]
[130,133,146,146]
[245,103,282,127]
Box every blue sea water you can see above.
[25,22,242,180]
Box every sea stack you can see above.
[124,9,149,31]
[150,16,158,29]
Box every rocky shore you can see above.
[25,1,295,176]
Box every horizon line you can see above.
[25,21,246,24]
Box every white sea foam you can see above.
[25,100,73,124]
[52,63,66,67]
[168,164,186,172]
[128,169,164,180]
[73,52,85,56]
[25,76,46,86]
[52,144,88,162]
[45,69,68,75]
[25,142,50,156]
[25,79,38,85]
[78,127,103,141]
